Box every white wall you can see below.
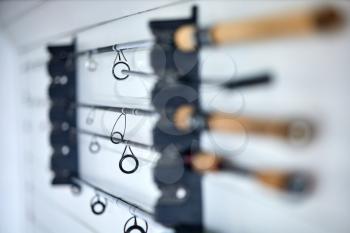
[1,1,350,233]
[0,32,23,233]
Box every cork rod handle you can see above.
[174,105,312,141]
[175,6,342,52]
[191,153,312,193]
[207,112,291,139]
[211,6,341,44]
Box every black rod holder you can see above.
[150,6,204,233]
[48,42,79,185]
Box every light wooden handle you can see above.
[255,171,312,193]
[207,112,290,139]
[191,153,312,193]
[173,105,195,131]
[174,105,312,141]
[175,6,342,51]
[191,153,222,172]
[255,171,291,191]
[211,6,341,44]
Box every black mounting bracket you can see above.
[47,42,79,185]
[150,7,204,233]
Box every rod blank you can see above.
[121,70,157,78]
[76,102,155,116]
[72,177,154,218]
[121,69,271,90]
[76,128,154,151]
[75,40,154,57]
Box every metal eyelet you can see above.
[90,194,107,215]
[124,216,148,233]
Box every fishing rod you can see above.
[50,124,155,174]
[71,176,154,218]
[49,101,155,123]
[173,105,314,143]
[76,128,154,151]
[122,69,272,90]
[188,152,314,194]
[50,101,313,145]
[51,6,342,62]
[49,71,272,125]
[74,40,154,58]
[175,5,342,52]
[75,103,156,116]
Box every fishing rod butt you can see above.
[255,171,315,194]
[174,5,344,52]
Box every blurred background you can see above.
[1,1,350,233]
